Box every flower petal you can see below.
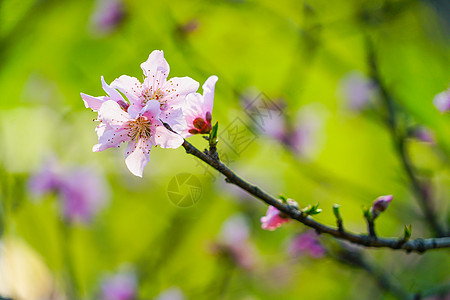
[202,75,218,114]
[110,75,142,104]
[184,92,206,118]
[141,50,170,90]
[80,93,107,111]
[163,76,200,106]
[101,76,123,100]
[140,100,161,120]
[125,138,153,177]
[93,126,129,152]
[98,100,130,129]
[160,108,186,133]
[154,126,184,149]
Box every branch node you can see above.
[415,238,426,254]
[394,239,406,249]
[337,221,344,233]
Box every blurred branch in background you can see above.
[366,38,448,238]
[330,242,412,300]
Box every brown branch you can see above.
[181,139,450,254]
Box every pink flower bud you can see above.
[261,206,290,231]
[371,195,393,217]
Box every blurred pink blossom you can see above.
[257,107,286,143]
[288,231,326,259]
[60,167,109,223]
[90,0,125,36]
[411,126,435,144]
[100,269,136,300]
[243,92,325,159]
[177,19,200,37]
[215,214,258,270]
[284,105,325,158]
[28,158,109,223]
[433,88,450,113]
[28,156,63,197]
[339,71,377,111]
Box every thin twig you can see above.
[181,139,450,253]
[366,39,446,237]
[367,218,377,238]
[331,244,412,300]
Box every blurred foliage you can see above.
[0,0,449,299]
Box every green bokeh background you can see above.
[0,0,449,299]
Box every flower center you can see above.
[188,117,212,135]
[127,116,152,140]
[142,88,165,105]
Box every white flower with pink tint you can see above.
[261,206,290,231]
[110,50,199,132]
[433,88,450,113]
[94,100,183,177]
[182,75,218,137]
[81,76,129,112]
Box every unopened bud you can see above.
[371,195,393,219]
[333,204,342,221]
